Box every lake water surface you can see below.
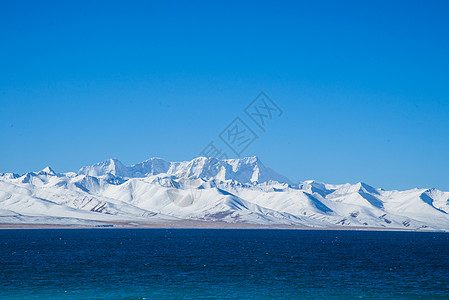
[0,229,448,299]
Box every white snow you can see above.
[0,156,448,230]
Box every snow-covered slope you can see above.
[1,157,448,230]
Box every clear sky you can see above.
[1,0,449,190]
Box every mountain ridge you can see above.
[78,156,293,185]
[0,156,448,230]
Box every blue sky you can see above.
[1,0,448,190]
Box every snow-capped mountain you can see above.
[1,156,448,230]
[78,156,292,184]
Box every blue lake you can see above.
[0,229,448,299]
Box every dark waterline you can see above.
[0,229,448,299]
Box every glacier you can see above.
[0,156,448,230]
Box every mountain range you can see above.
[0,156,448,230]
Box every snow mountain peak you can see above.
[38,166,56,176]
[77,156,292,184]
[78,158,128,177]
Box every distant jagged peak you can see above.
[104,158,125,169]
[129,157,171,177]
[37,166,56,176]
[78,158,128,177]
[0,172,20,179]
[349,182,380,195]
[134,157,169,166]
[301,180,326,188]
[225,155,261,164]
[299,180,336,197]
[77,156,292,184]
[78,157,172,178]
[227,156,255,169]
[330,181,380,196]
[182,156,292,184]
[63,172,77,178]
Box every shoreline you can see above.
[0,220,445,232]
